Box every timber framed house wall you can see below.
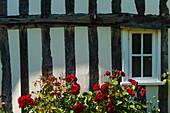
[0,0,169,113]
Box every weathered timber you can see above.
[65,26,76,76]
[0,14,169,28]
[112,0,121,14]
[111,27,121,70]
[19,0,29,15]
[135,0,145,15]
[41,27,53,77]
[0,0,7,15]
[41,0,51,16]
[19,28,29,113]
[159,0,169,15]
[89,0,97,14]
[66,0,74,14]
[88,26,99,91]
[0,30,12,112]
[159,30,168,113]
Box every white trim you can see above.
[121,29,161,85]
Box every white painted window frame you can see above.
[121,28,163,85]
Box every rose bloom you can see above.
[94,91,103,104]
[121,71,125,77]
[105,71,110,76]
[109,94,116,101]
[128,89,135,97]
[124,85,128,88]
[108,105,115,113]
[141,88,146,98]
[74,103,84,113]
[55,82,60,86]
[65,76,71,82]
[101,84,109,94]
[71,84,80,95]
[93,83,100,91]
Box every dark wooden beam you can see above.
[135,0,145,15]
[88,26,99,91]
[159,0,169,15]
[0,0,7,15]
[112,0,121,14]
[159,30,168,113]
[64,26,75,76]
[41,27,53,77]
[19,28,29,113]
[19,0,29,15]
[0,30,12,112]
[66,0,74,14]
[89,0,97,14]
[111,27,121,70]
[41,0,51,16]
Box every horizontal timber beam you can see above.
[0,14,169,29]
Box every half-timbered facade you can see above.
[0,0,170,113]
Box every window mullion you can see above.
[141,33,143,78]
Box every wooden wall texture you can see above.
[0,0,169,113]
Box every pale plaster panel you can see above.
[75,0,88,14]
[146,86,159,113]
[29,0,41,15]
[75,27,89,93]
[97,0,112,14]
[168,29,170,113]
[28,29,42,95]
[98,27,112,85]
[7,0,19,15]
[8,30,21,113]
[168,0,170,14]
[121,0,137,14]
[51,0,66,14]
[145,0,159,15]
[50,28,65,78]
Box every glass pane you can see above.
[143,34,152,54]
[143,57,152,77]
[132,57,141,77]
[132,34,141,54]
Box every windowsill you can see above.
[120,81,164,86]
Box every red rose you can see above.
[74,103,84,113]
[108,105,115,113]
[105,71,110,76]
[18,94,34,108]
[94,91,103,104]
[128,78,132,82]
[109,94,116,101]
[102,93,108,100]
[55,82,60,86]
[128,89,135,97]
[71,84,80,95]
[141,88,146,98]
[101,84,109,94]
[70,74,77,82]
[111,75,115,79]
[121,71,125,77]
[124,85,128,88]
[93,83,100,91]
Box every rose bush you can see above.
[18,70,149,113]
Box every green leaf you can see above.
[162,73,166,78]
[88,91,93,96]
[163,79,167,84]
[82,92,88,96]
[130,105,134,108]
[51,106,58,110]
[142,105,148,108]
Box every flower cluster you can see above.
[18,94,34,108]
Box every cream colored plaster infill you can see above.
[146,86,159,113]
[97,0,112,14]
[51,0,65,14]
[28,28,42,95]
[145,0,159,15]
[168,29,170,113]
[75,27,89,93]
[29,0,41,15]
[7,0,19,16]
[75,0,88,14]
[168,0,170,14]
[8,30,21,113]
[98,27,112,85]
[50,28,65,78]
[121,0,137,14]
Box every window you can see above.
[121,29,163,85]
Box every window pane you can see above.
[132,57,141,77]
[143,57,152,77]
[132,34,141,54]
[143,34,152,54]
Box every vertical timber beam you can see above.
[88,26,99,91]
[159,30,168,113]
[19,1,29,113]
[41,0,51,16]
[66,0,74,14]
[112,0,121,14]
[0,0,12,112]
[111,27,121,70]
[89,0,97,14]
[135,0,145,15]
[159,0,169,15]
[64,26,75,76]
[41,27,53,77]
[19,0,29,15]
